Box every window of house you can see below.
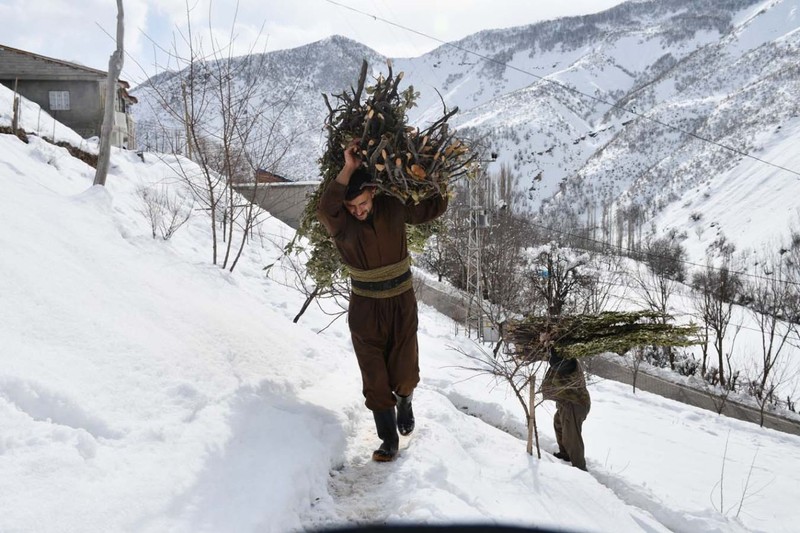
[49,91,71,111]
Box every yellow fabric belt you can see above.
[346,256,413,299]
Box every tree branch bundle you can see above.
[505,311,699,360]
[292,59,472,292]
[320,59,475,203]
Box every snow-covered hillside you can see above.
[3,81,800,533]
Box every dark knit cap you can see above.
[549,349,578,375]
[345,167,375,200]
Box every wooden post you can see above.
[12,96,19,133]
[532,374,541,459]
[12,78,20,133]
[528,375,541,458]
[527,376,535,455]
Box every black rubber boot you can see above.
[372,409,399,462]
[553,450,571,462]
[395,392,415,436]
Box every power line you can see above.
[324,0,800,179]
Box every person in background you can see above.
[541,345,591,471]
[316,139,449,462]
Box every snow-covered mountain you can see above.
[133,35,386,182]
[132,0,800,259]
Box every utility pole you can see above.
[464,152,497,339]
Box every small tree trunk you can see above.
[181,82,193,161]
[527,376,540,458]
[631,348,642,393]
[93,0,125,186]
[526,400,533,455]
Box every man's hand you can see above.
[334,138,363,187]
[343,138,362,173]
[539,331,553,347]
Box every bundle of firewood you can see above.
[319,60,475,203]
[292,60,473,294]
[505,311,698,361]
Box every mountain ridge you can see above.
[132,0,800,260]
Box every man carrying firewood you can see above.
[541,341,591,471]
[317,139,449,462]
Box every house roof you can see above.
[255,169,291,183]
[0,43,134,89]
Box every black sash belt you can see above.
[350,269,412,292]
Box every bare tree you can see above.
[629,346,646,393]
[633,234,687,368]
[142,1,294,271]
[704,377,735,415]
[479,209,535,333]
[691,261,742,387]
[744,250,795,397]
[419,183,470,288]
[782,224,800,345]
[583,254,626,315]
[609,203,646,253]
[454,343,547,457]
[692,300,712,376]
[93,0,124,186]
[525,243,595,318]
[420,233,451,283]
[495,162,524,211]
[745,360,789,427]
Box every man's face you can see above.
[344,189,375,221]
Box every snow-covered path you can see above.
[299,385,671,533]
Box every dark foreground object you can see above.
[320,525,574,533]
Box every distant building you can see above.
[254,169,291,183]
[234,180,320,230]
[0,44,137,148]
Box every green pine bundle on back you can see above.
[505,311,699,361]
[292,60,474,292]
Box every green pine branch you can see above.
[506,311,699,360]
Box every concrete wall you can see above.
[413,276,468,323]
[233,182,320,229]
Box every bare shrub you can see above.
[135,185,193,240]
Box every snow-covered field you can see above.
[2,87,800,533]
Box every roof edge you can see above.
[0,43,133,86]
